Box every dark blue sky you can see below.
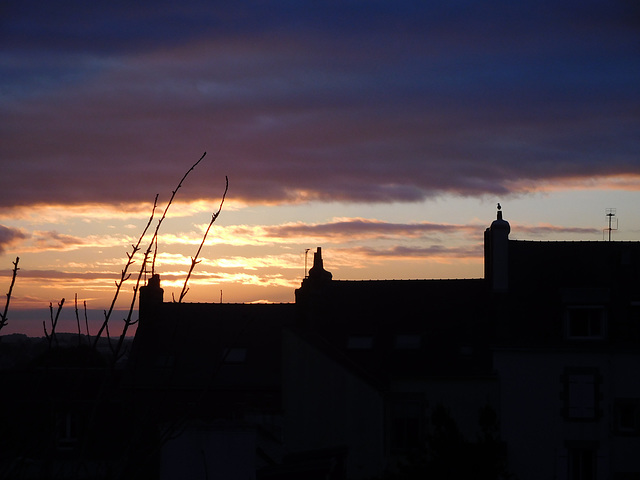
[1,0,639,207]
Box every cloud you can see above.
[0,269,118,281]
[353,244,483,261]
[155,217,603,247]
[513,224,600,236]
[170,218,479,247]
[0,225,29,254]
[1,0,638,209]
[30,231,87,251]
[263,218,477,241]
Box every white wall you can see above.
[494,349,640,480]
[161,424,256,480]
[283,329,386,479]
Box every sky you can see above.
[1,0,639,337]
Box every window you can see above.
[222,347,247,363]
[155,353,175,368]
[614,399,640,435]
[562,368,601,421]
[566,307,606,340]
[390,397,423,450]
[394,334,421,350]
[628,302,640,340]
[347,335,373,349]
[56,411,79,450]
[613,473,640,480]
[568,445,597,480]
[568,374,596,418]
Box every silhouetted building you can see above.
[2,209,640,479]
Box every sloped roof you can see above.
[295,278,495,384]
[127,302,294,392]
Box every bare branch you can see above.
[178,175,228,303]
[151,152,206,275]
[75,293,81,346]
[110,152,208,364]
[151,233,159,276]
[92,194,159,348]
[0,256,20,332]
[44,298,65,348]
[84,300,91,344]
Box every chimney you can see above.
[484,205,510,292]
[139,274,164,322]
[307,247,332,282]
[295,248,333,328]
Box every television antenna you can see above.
[603,208,618,241]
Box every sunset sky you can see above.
[1,0,639,337]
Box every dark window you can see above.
[627,303,640,340]
[390,398,423,450]
[568,374,596,418]
[614,399,640,435]
[222,347,247,363]
[155,353,175,368]
[567,307,606,340]
[56,411,79,450]
[562,368,601,421]
[568,446,596,480]
[394,334,421,349]
[347,335,373,349]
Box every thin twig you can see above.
[84,300,91,344]
[178,176,228,303]
[75,293,81,346]
[152,235,158,278]
[44,298,65,348]
[151,152,207,276]
[111,152,208,364]
[92,194,159,349]
[0,256,20,332]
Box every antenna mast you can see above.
[604,208,618,241]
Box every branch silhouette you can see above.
[0,256,19,333]
[44,298,65,348]
[151,151,207,275]
[91,195,159,349]
[111,152,209,363]
[178,175,228,303]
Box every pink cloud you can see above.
[0,225,29,254]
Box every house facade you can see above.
[128,208,640,480]
[285,209,640,479]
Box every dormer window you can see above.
[347,335,374,349]
[394,334,421,350]
[566,306,606,340]
[223,347,247,363]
